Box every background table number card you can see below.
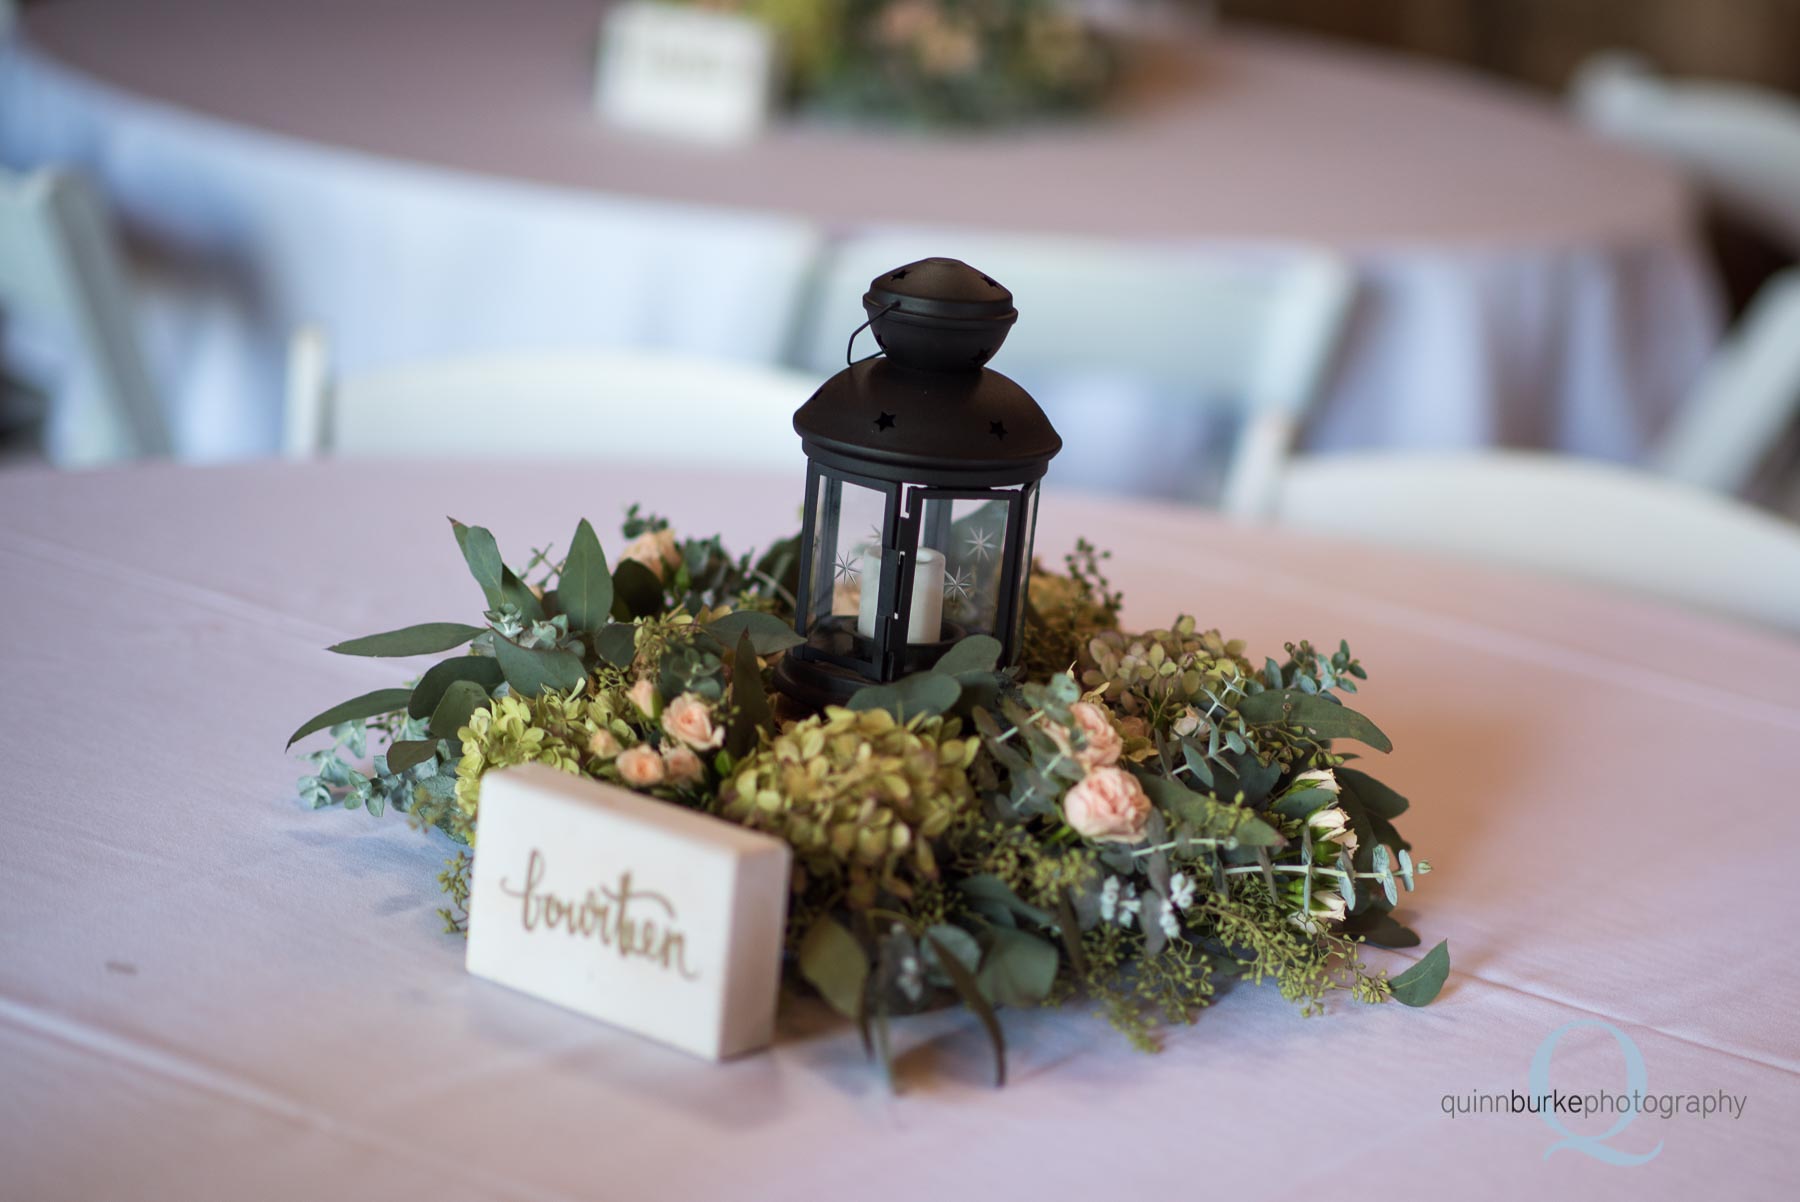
[595,2,780,146]
[465,764,792,1060]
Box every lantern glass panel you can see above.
[913,490,1015,642]
[802,473,893,670]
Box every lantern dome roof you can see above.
[794,357,1062,485]
[794,258,1061,485]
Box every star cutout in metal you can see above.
[875,412,896,431]
[989,420,1007,439]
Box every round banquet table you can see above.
[2,460,1796,1200]
[0,1,1721,473]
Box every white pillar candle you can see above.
[856,547,945,643]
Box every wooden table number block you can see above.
[465,763,792,1060]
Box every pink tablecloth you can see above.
[2,461,1796,1199]
[1,1,1720,467]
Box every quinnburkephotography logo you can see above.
[1441,1019,1749,1166]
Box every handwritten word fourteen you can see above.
[499,849,698,980]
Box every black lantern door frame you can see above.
[797,462,1036,681]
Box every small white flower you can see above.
[1307,805,1358,854]
[1291,768,1341,796]
[898,954,924,1002]
[1288,888,1348,934]
[1098,875,1143,927]
[1116,882,1141,929]
[1158,902,1181,941]
[1169,871,1196,911]
[1099,875,1122,923]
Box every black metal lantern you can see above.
[773,257,1062,710]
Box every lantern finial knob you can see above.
[863,258,1018,372]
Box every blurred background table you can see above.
[3,459,1795,1199]
[0,0,1720,476]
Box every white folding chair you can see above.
[1649,268,1800,493]
[283,329,821,472]
[1571,62,1800,499]
[1269,450,1800,635]
[0,166,169,463]
[794,232,1352,515]
[1571,53,1800,254]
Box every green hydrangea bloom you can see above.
[1080,615,1255,731]
[721,706,979,908]
[454,691,605,838]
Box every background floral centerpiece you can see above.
[703,0,1118,126]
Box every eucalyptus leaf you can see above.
[870,994,894,1093]
[593,622,639,670]
[1337,851,1358,909]
[429,679,491,741]
[451,520,543,621]
[559,518,613,633]
[1180,740,1214,788]
[932,634,1003,676]
[704,610,804,655]
[327,622,485,658]
[1237,689,1393,753]
[1338,767,1410,818]
[1347,911,1421,949]
[492,634,586,697]
[611,558,665,620]
[287,688,412,748]
[408,655,503,719]
[1137,775,1283,847]
[848,672,961,722]
[799,916,868,1018]
[1234,754,1283,806]
[923,930,1006,1088]
[976,927,1059,1008]
[1139,893,1168,957]
[920,924,981,981]
[385,739,440,773]
[1271,785,1335,819]
[1389,939,1450,1006]
[726,631,772,759]
[957,874,1054,928]
[1054,888,1089,974]
[451,518,504,608]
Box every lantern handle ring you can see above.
[845,301,899,367]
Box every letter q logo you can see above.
[1529,1019,1663,1166]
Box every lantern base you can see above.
[769,651,873,714]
